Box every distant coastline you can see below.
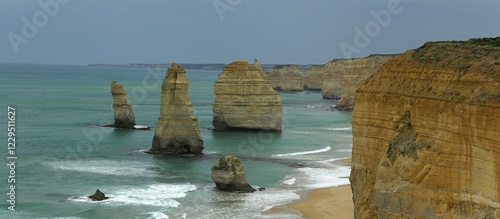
[87,63,313,72]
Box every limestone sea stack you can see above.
[350,38,500,218]
[150,63,203,154]
[252,58,267,79]
[110,81,136,129]
[210,155,256,192]
[212,60,282,132]
[267,64,304,91]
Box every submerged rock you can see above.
[110,81,136,129]
[210,155,256,193]
[212,60,282,132]
[87,189,108,201]
[149,63,203,154]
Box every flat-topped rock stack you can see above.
[150,63,203,154]
[212,60,282,132]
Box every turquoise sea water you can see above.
[0,63,352,219]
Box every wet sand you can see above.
[288,185,353,219]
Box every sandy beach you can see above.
[288,185,353,219]
[263,158,354,219]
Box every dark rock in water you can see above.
[87,189,109,201]
[210,155,256,193]
[258,187,266,191]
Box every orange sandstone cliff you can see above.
[350,38,500,218]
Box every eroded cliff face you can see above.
[150,63,203,154]
[110,81,136,128]
[351,40,500,218]
[321,55,393,110]
[213,60,282,132]
[267,65,304,91]
[304,65,325,90]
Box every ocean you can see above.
[0,63,352,219]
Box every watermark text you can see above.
[7,106,16,211]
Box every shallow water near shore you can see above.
[0,63,352,219]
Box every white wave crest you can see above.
[281,177,296,185]
[68,184,196,207]
[298,166,351,188]
[272,146,331,157]
[142,211,169,219]
[326,127,352,131]
[48,160,156,177]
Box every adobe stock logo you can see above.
[213,0,243,21]
[340,0,406,58]
[7,0,70,54]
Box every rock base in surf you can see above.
[210,155,256,193]
[88,189,109,201]
[109,81,137,129]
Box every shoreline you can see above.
[288,185,353,219]
[262,158,353,218]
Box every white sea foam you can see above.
[134,125,149,129]
[287,130,314,135]
[339,134,353,138]
[326,127,352,131]
[298,165,351,188]
[281,177,296,185]
[34,217,85,219]
[142,212,169,219]
[335,148,352,153]
[321,157,351,163]
[202,150,218,155]
[48,160,156,177]
[272,146,331,157]
[68,184,196,207]
[245,189,301,212]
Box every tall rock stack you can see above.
[350,39,500,218]
[267,65,304,91]
[252,58,267,79]
[212,60,282,132]
[150,63,203,154]
[110,81,136,129]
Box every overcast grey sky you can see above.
[1,0,499,65]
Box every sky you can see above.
[1,0,500,65]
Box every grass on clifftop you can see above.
[442,37,500,47]
[464,37,500,47]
